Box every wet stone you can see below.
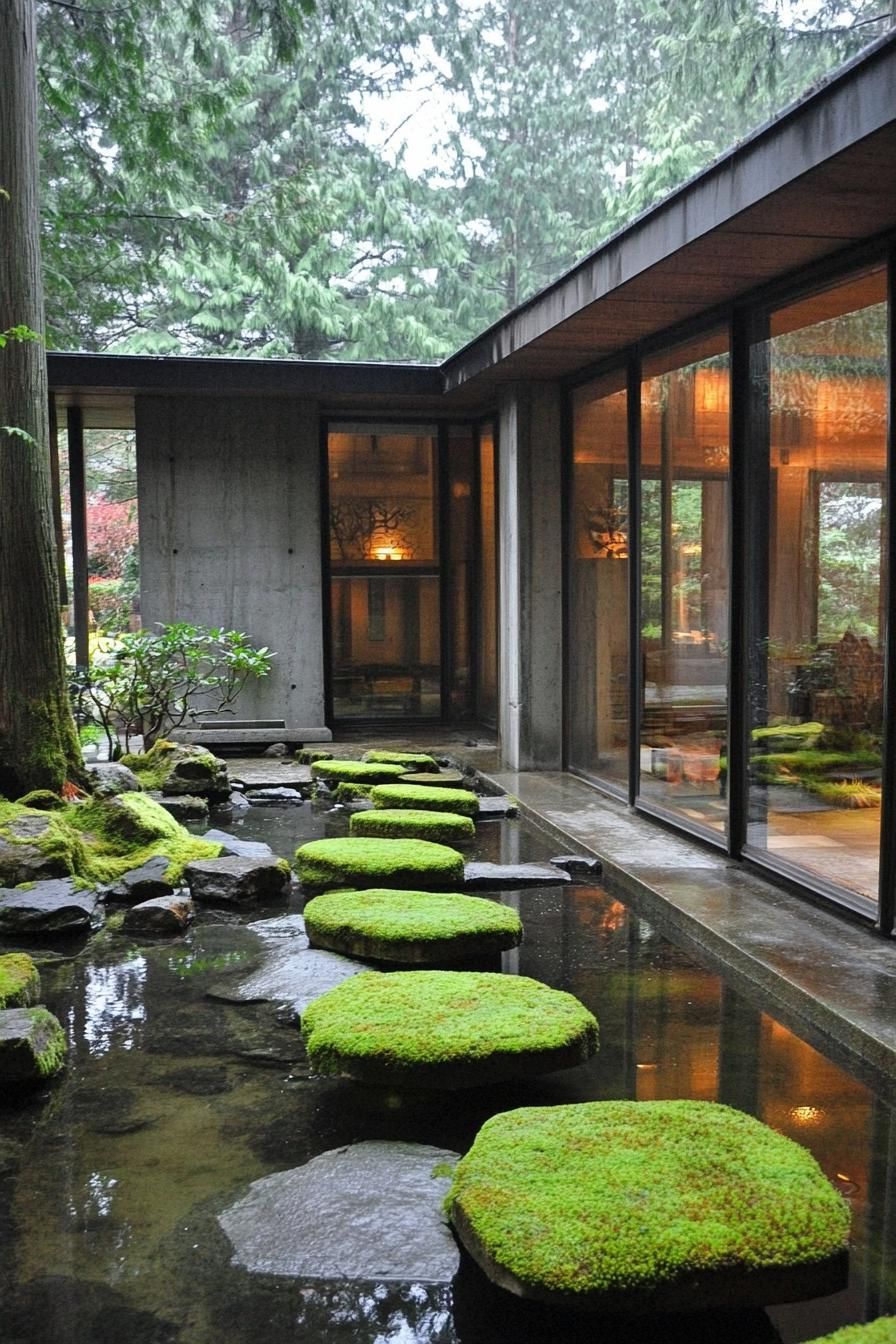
[0,878,100,934]
[228,791,251,811]
[148,792,209,821]
[244,787,305,806]
[103,855,174,905]
[84,761,143,797]
[399,769,469,787]
[476,795,519,819]
[218,1140,460,1282]
[201,829,275,860]
[209,943,362,1016]
[0,1007,66,1085]
[123,893,194,935]
[551,854,603,878]
[0,814,67,885]
[184,856,291,905]
[463,862,572,890]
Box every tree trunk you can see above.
[0,0,82,797]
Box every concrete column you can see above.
[135,394,327,733]
[497,381,564,770]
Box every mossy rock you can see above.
[0,1006,67,1085]
[301,970,597,1087]
[75,793,182,846]
[120,740,229,797]
[399,770,469,787]
[295,837,465,893]
[333,782,376,803]
[311,760,409,786]
[371,784,479,818]
[447,1100,851,1311]
[0,953,41,1008]
[296,748,334,765]
[362,750,438,770]
[14,790,66,812]
[303,889,522,964]
[808,1321,896,1344]
[350,809,475,844]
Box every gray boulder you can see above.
[102,856,174,905]
[0,1007,67,1086]
[184,856,291,905]
[148,792,209,821]
[123,893,194,935]
[476,795,519,819]
[201,830,275,860]
[84,762,143,797]
[0,878,100,934]
[0,814,69,886]
[550,854,603,878]
[244,786,304,806]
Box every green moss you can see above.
[72,792,182,845]
[14,789,67,811]
[0,953,40,1008]
[311,759,409,785]
[362,750,438,770]
[296,748,334,764]
[29,1006,68,1077]
[371,784,479,818]
[301,970,597,1082]
[333,782,376,803]
[303,888,522,961]
[431,1162,456,1179]
[121,739,221,791]
[751,721,824,748]
[295,837,465,892]
[806,778,881,808]
[350,808,475,843]
[808,1321,896,1344]
[446,1100,851,1300]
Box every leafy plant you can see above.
[70,623,273,756]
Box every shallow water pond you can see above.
[2,797,894,1343]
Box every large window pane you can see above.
[569,372,629,786]
[747,269,888,904]
[477,422,499,726]
[330,576,441,718]
[448,426,475,718]
[639,332,730,834]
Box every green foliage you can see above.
[70,622,273,754]
[0,324,42,349]
[0,953,41,1009]
[303,887,522,962]
[300,970,598,1083]
[371,783,479,817]
[310,760,408,785]
[295,836,465,892]
[447,1100,851,1300]
[350,808,476,843]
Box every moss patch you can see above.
[121,739,223,792]
[295,837,465,893]
[296,748,334,765]
[14,789,67,811]
[0,953,41,1008]
[303,888,522,963]
[362,750,438,770]
[808,1322,896,1344]
[0,1006,67,1083]
[447,1100,851,1307]
[350,809,475,844]
[311,760,409,785]
[371,784,479,818]
[301,970,597,1086]
[333,782,376,803]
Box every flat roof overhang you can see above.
[442,30,896,397]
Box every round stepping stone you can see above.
[362,750,438,770]
[0,953,40,1008]
[350,809,475,844]
[311,760,408,785]
[301,970,597,1087]
[807,1323,896,1344]
[399,770,469,787]
[303,889,522,964]
[371,784,479,817]
[295,837,464,893]
[447,1100,851,1312]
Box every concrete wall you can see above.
[136,394,327,731]
[497,381,564,769]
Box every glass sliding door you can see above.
[476,421,499,727]
[447,425,476,720]
[327,423,441,719]
[746,268,888,905]
[639,331,730,836]
[569,372,630,787]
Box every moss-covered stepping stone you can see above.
[808,1322,896,1344]
[447,1100,851,1312]
[301,970,597,1087]
[0,1006,67,1086]
[296,748,334,765]
[333,782,376,803]
[399,770,469,787]
[304,889,522,963]
[311,760,408,786]
[371,784,479,817]
[0,953,40,1008]
[362,750,438,770]
[295,837,465,892]
[350,809,475,844]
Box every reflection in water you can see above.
[2,800,895,1343]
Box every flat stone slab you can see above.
[218,1141,459,1282]
[244,787,305,806]
[447,1100,851,1312]
[123,894,194,935]
[209,914,363,1014]
[103,855,174,905]
[463,862,571,890]
[475,795,519,819]
[184,856,291,905]
[0,879,100,934]
[230,763,313,789]
[201,830,275,860]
